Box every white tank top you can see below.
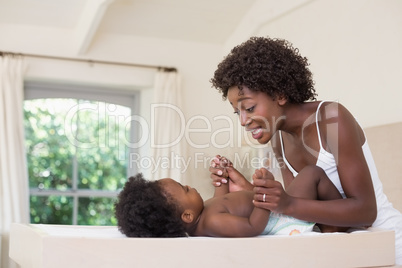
[279,101,344,196]
[279,101,402,264]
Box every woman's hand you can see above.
[252,168,292,214]
[209,155,231,186]
[209,155,253,192]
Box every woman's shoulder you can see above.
[315,100,355,123]
[316,100,365,144]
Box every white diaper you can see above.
[261,212,315,236]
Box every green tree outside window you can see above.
[25,98,131,225]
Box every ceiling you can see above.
[0,0,258,53]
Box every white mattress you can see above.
[9,223,396,268]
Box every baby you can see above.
[115,159,346,237]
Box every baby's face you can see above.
[159,178,204,214]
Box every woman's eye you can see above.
[246,106,255,112]
[233,110,239,115]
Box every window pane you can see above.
[25,99,76,190]
[30,195,73,224]
[77,146,127,190]
[75,102,130,191]
[77,197,118,225]
[25,97,132,226]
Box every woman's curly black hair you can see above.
[211,36,316,103]
[114,173,187,237]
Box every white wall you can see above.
[254,0,402,128]
[2,0,401,199]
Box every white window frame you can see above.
[24,80,140,225]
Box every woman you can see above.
[209,36,402,264]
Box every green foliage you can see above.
[25,99,130,225]
[30,195,73,224]
[78,197,118,225]
[24,99,74,190]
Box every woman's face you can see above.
[227,86,284,144]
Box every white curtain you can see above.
[151,70,183,180]
[0,54,29,268]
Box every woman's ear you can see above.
[181,210,194,224]
[277,95,288,106]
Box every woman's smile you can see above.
[249,127,263,140]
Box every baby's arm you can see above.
[211,156,231,197]
[204,168,272,237]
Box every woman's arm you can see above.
[318,103,376,225]
[254,103,377,227]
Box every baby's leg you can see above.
[286,165,347,232]
[286,165,342,201]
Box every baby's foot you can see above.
[253,168,274,182]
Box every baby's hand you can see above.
[210,155,233,187]
[219,156,233,168]
[210,155,233,168]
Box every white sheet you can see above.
[32,224,126,238]
[9,224,394,268]
[32,223,369,239]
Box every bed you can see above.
[8,123,402,268]
[9,223,395,268]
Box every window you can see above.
[24,81,139,225]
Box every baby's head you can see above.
[211,36,316,103]
[115,174,187,237]
[115,174,203,237]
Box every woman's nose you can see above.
[240,112,251,127]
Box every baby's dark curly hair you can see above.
[211,36,316,103]
[114,173,187,237]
